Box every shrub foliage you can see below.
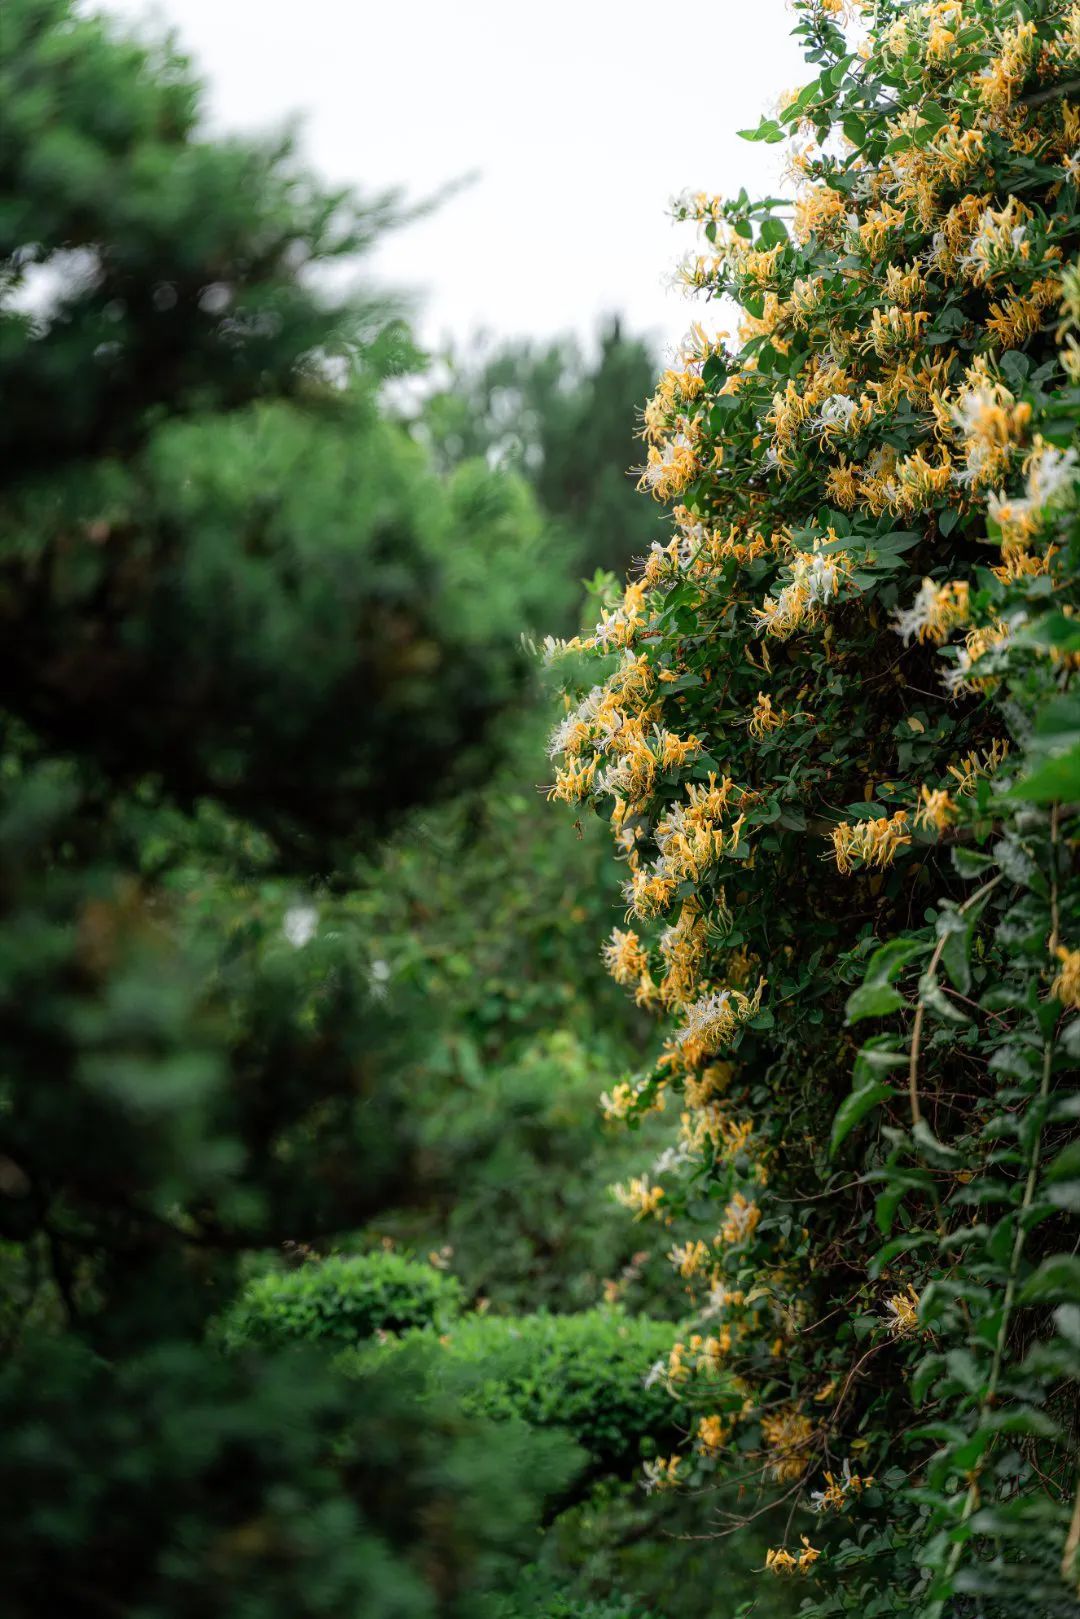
[226,1252,466,1347]
[375,1309,687,1476]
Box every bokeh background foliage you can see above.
[0,3,729,1616]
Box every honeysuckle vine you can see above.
[545,2,1080,1612]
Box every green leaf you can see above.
[1003,743,1080,803]
[758,216,789,249]
[1054,1304,1080,1347]
[737,119,786,144]
[1013,610,1080,656]
[940,926,972,997]
[980,1407,1058,1438]
[853,1043,907,1083]
[919,99,950,130]
[911,1351,946,1405]
[846,983,904,1021]
[831,1081,894,1155]
[709,398,741,430]
[871,1232,937,1276]
[912,1119,961,1166]
[919,971,972,1024]
[935,897,991,1000]
[1019,1255,1080,1305]
[999,349,1031,389]
[1046,1140,1080,1184]
[952,846,995,878]
[845,937,923,1024]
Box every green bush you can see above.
[499,1594,659,1619]
[527,1605,656,1619]
[369,1029,679,1317]
[226,1253,465,1348]
[367,1310,684,1476]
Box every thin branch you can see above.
[1023,76,1080,109]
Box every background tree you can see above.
[413,320,666,586]
[0,5,583,1613]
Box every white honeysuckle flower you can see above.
[704,1281,739,1317]
[652,1146,684,1177]
[540,634,571,666]
[987,488,1034,527]
[799,549,841,603]
[950,385,998,436]
[642,433,693,490]
[679,989,735,1043]
[1027,444,1078,508]
[892,577,941,644]
[816,393,858,431]
[547,685,608,758]
[643,1358,666,1390]
[546,714,577,759]
[941,620,1022,699]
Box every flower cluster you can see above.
[765,1535,821,1576]
[810,1458,876,1514]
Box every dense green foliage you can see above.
[0,7,702,1618]
[497,1591,660,1619]
[3,1337,577,1619]
[0,1,547,853]
[359,758,677,1312]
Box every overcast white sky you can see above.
[92,0,805,360]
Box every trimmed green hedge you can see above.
[224,1252,464,1348]
[520,1601,658,1619]
[367,1310,683,1475]
[505,1599,659,1619]
[227,1260,686,1479]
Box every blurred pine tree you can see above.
[411,319,665,588]
[0,4,583,1614]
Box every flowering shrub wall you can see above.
[547,2,1080,1611]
